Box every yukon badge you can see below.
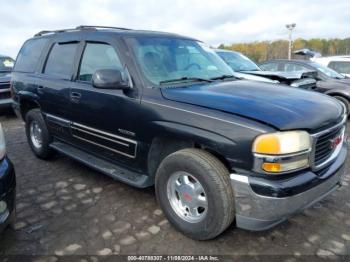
[118,128,135,137]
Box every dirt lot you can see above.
[0,113,349,259]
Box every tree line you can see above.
[218,38,350,63]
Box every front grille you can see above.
[314,125,343,167]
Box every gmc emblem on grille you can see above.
[329,135,342,150]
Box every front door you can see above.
[69,42,142,170]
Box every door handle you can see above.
[70,92,82,103]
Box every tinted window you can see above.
[260,62,280,71]
[14,38,48,73]
[283,63,309,72]
[78,43,122,82]
[328,61,350,75]
[44,42,78,80]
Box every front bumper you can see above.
[0,157,16,233]
[231,144,347,231]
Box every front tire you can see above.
[25,109,54,159]
[155,148,235,240]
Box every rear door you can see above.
[37,41,80,141]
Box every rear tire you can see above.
[334,96,350,116]
[25,109,54,159]
[155,148,235,240]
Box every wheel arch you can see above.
[147,121,236,180]
[18,91,41,120]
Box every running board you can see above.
[50,141,153,188]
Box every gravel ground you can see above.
[0,113,349,260]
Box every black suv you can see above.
[11,26,347,240]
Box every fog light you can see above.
[0,201,7,214]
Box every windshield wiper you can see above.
[159,77,213,85]
[210,74,237,80]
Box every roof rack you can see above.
[76,25,132,31]
[34,25,132,37]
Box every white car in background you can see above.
[312,56,350,77]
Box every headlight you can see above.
[252,131,311,173]
[0,124,6,160]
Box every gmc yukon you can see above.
[11,26,347,240]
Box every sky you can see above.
[1,0,350,58]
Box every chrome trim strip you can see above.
[253,149,311,159]
[72,134,136,159]
[142,100,266,133]
[71,126,130,147]
[73,122,137,144]
[45,113,137,158]
[310,114,347,138]
[46,113,71,124]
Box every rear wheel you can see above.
[155,148,235,240]
[334,96,350,116]
[25,109,54,159]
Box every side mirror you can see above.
[92,69,130,90]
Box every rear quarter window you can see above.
[14,38,48,73]
[260,63,280,71]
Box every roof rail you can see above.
[75,25,132,31]
[34,25,132,37]
[34,28,87,37]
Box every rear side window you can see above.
[44,42,78,80]
[260,62,280,71]
[78,43,122,82]
[283,63,308,72]
[14,38,48,73]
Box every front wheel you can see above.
[155,149,235,240]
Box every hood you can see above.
[161,80,343,131]
[244,70,317,81]
[0,72,11,83]
[233,72,278,83]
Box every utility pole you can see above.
[286,23,296,60]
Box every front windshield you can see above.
[0,57,15,72]
[310,62,345,79]
[127,36,234,85]
[216,51,260,72]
